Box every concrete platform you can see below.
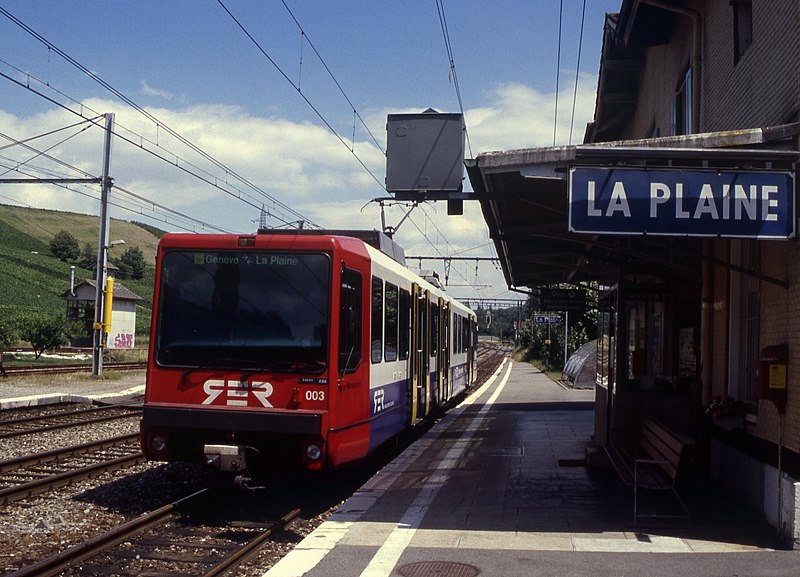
[266,359,799,577]
[0,371,145,410]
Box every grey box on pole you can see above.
[386,110,464,193]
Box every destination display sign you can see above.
[538,288,586,312]
[569,167,796,239]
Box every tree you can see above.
[0,316,16,351]
[17,314,68,359]
[118,246,146,280]
[49,230,80,262]
[77,242,97,270]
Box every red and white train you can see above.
[140,230,476,475]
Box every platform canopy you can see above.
[466,124,800,291]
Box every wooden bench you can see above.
[606,417,696,524]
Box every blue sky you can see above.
[0,0,621,301]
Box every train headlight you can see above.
[305,443,322,461]
[151,435,167,452]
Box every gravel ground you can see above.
[0,372,329,576]
[0,406,329,576]
[0,353,505,576]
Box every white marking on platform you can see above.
[358,362,513,577]
[263,360,511,577]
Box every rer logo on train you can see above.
[202,379,274,407]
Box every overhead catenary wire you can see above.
[279,0,385,155]
[569,0,587,145]
[0,155,228,233]
[0,122,97,178]
[0,124,231,233]
[1,159,225,233]
[407,209,488,296]
[0,67,305,229]
[0,68,308,230]
[0,7,318,230]
[553,0,564,146]
[435,0,473,159]
[216,0,386,193]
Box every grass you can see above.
[0,203,162,357]
[526,358,563,382]
[513,348,563,382]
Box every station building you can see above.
[467,0,800,544]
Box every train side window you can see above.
[399,288,410,360]
[338,267,362,374]
[371,276,383,363]
[385,282,398,362]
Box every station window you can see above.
[385,282,398,362]
[371,277,383,363]
[672,67,692,136]
[732,0,753,65]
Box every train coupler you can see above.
[203,444,247,473]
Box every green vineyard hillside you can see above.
[0,204,163,340]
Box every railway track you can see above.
[0,404,142,440]
[3,362,146,376]
[0,433,143,505]
[475,341,510,385]
[0,348,509,576]
[8,489,300,577]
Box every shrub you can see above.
[49,230,80,262]
[17,314,69,359]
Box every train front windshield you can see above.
[156,251,330,371]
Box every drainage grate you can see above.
[398,561,480,577]
[557,458,586,467]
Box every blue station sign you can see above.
[569,167,796,239]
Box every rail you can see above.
[0,405,142,439]
[7,488,301,577]
[0,436,143,505]
[3,361,146,376]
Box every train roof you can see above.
[257,228,405,266]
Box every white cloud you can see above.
[0,74,597,300]
[467,74,598,153]
[140,80,173,100]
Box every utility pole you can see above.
[92,113,115,378]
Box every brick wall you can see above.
[703,0,800,130]
[626,1,800,136]
[621,23,693,139]
[615,0,800,450]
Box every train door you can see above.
[430,300,439,409]
[467,316,475,384]
[410,284,429,421]
[439,299,450,404]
